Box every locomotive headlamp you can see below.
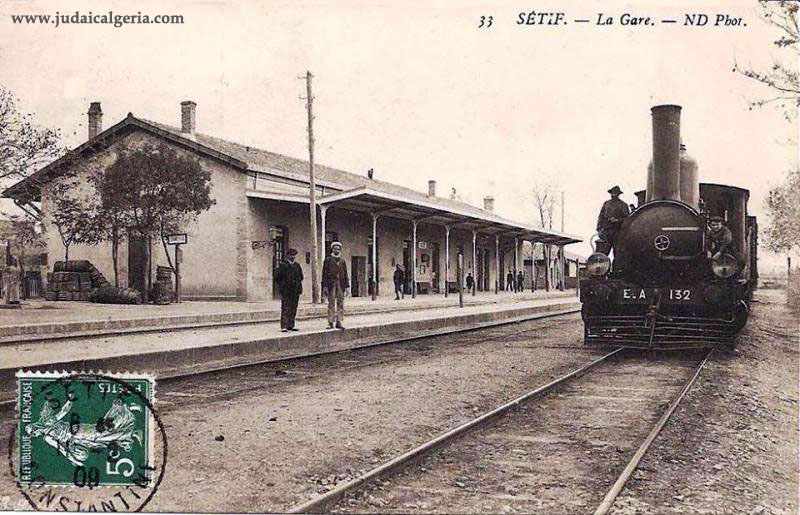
[586,253,611,276]
[711,254,738,278]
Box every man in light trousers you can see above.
[322,241,349,329]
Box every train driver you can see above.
[707,215,733,260]
[595,185,630,257]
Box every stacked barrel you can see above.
[152,266,174,304]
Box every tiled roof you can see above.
[4,114,581,244]
[144,119,513,222]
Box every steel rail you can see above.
[288,347,624,514]
[0,307,581,411]
[593,348,714,515]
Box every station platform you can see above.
[0,291,580,402]
[0,290,577,342]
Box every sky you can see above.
[1,0,797,273]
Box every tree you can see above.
[49,169,105,261]
[7,217,45,270]
[734,2,799,258]
[103,142,215,296]
[764,168,800,254]
[90,167,131,287]
[733,0,799,121]
[0,86,65,190]
[526,179,560,290]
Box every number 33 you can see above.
[478,15,493,28]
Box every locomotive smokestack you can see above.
[649,105,682,202]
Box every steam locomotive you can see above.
[580,105,758,349]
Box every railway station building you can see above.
[4,101,581,302]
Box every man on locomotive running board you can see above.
[595,185,631,258]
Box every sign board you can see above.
[167,233,188,245]
[418,241,427,249]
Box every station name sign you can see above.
[167,233,188,245]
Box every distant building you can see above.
[0,214,46,298]
[4,101,581,301]
[522,242,585,290]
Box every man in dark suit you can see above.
[322,241,349,329]
[275,248,303,332]
[466,273,475,294]
[393,264,405,300]
[596,185,631,257]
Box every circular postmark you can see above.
[7,372,167,512]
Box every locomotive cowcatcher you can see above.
[580,105,758,350]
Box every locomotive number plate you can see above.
[619,288,695,303]
[620,288,650,303]
[665,288,693,302]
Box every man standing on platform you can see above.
[506,269,515,292]
[393,264,405,300]
[322,241,349,329]
[274,248,303,332]
[517,270,524,293]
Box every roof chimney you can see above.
[87,102,102,140]
[428,180,436,197]
[181,101,196,136]
[483,196,495,212]
[450,187,457,200]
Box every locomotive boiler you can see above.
[580,105,757,349]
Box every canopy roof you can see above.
[247,186,581,245]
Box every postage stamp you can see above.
[16,371,155,487]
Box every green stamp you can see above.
[17,371,155,488]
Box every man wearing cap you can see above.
[707,215,734,260]
[274,248,303,332]
[595,185,630,257]
[322,241,349,329]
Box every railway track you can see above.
[290,348,712,514]
[116,313,587,412]
[0,308,581,411]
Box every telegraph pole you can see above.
[561,190,565,232]
[299,71,320,304]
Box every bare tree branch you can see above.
[734,1,800,121]
[0,87,66,189]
